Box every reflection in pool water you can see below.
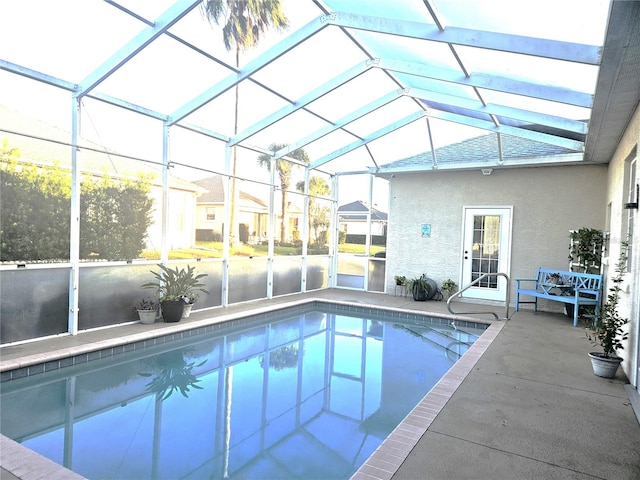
[0,309,484,479]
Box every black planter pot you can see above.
[412,284,427,301]
[161,300,185,323]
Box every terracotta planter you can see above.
[161,300,184,323]
[137,309,157,324]
[588,352,622,378]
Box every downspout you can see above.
[222,144,231,307]
[68,96,81,335]
[329,174,339,288]
[301,168,310,293]
[161,122,170,266]
[364,174,373,291]
[267,157,276,298]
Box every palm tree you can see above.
[258,144,310,243]
[296,175,331,245]
[202,0,288,246]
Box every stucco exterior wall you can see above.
[605,103,640,384]
[386,164,607,315]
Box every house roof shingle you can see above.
[382,133,576,170]
[338,200,388,221]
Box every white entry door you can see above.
[461,207,513,301]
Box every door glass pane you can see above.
[471,215,500,288]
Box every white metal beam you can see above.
[170,15,330,125]
[78,0,202,97]
[230,60,377,146]
[426,109,584,151]
[272,89,406,159]
[326,12,601,65]
[310,111,428,168]
[404,87,588,134]
[1,60,76,91]
[378,58,593,107]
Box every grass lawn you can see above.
[142,242,385,259]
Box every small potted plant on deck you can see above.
[135,298,158,324]
[181,293,198,318]
[585,240,629,378]
[441,279,458,300]
[142,264,209,323]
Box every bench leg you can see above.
[515,292,520,312]
[573,304,579,327]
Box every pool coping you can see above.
[0,297,502,480]
[351,319,504,480]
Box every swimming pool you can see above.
[0,302,491,479]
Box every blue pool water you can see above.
[0,307,486,479]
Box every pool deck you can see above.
[1,289,639,480]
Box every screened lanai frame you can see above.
[0,0,612,341]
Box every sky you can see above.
[0,0,611,208]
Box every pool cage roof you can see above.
[1,0,639,179]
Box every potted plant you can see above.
[569,228,605,274]
[142,264,209,323]
[585,240,629,378]
[135,298,158,324]
[567,228,605,318]
[407,274,436,301]
[441,279,458,299]
[181,293,198,318]
[394,275,406,286]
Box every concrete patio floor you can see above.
[1,289,639,479]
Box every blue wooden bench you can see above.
[515,268,603,326]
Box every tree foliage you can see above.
[80,174,155,260]
[296,175,331,245]
[1,142,71,261]
[1,141,154,262]
[201,0,289,247]
[258,143,310,243]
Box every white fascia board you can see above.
[405,88,588,134]
[78,0,202,97]
[372,153,585,175]
[327,12,601,65]
[230,60,376,146]
[273,89,405,159]
[170,16,329,125]
[309,110,427,168]
[379,58,593,108]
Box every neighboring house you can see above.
[0,104,203,252]
[193,175,304,244]
[338,200,388,236]
[193,175,269,244]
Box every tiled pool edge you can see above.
[0,297,317,380]
[1,298,487,381]
[351,320,505,480]
[1,435,86,480]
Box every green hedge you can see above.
[1,143,154,262]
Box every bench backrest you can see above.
[536,268,602,291]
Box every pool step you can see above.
[399,324,478,359]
